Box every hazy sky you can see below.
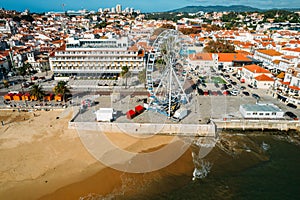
[1,0,300,13]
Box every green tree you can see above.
[204,40,236,53]
[30,84,45,101]
[121,66,131,88]
[18,63,33,80]
[53,81,70,102]
[3,80,9,90]
[160,23,175,30]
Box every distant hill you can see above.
[169,5,299,13]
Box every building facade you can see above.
[241,64,273,88]
[49,36,145,79]
[239,103,284,119]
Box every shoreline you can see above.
[0,109,181,200]
[0,109,299,199]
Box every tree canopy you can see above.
[53,81,70,102]
[204,40,236,53]
[30,84,45,101]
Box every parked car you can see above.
[240,86,246,90]
[252,93,260,100]
[7,72,15,77]
[231,89,239,96]
[243,91,250,96]
[248,84,253,88]
[223,90,230,96]
[285,111,298,120]
[197,88,204,95]
[31,76,38,81]
[287,103,297,109]
[212,91,218,96]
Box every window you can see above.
[272,112,276,115]
[266,113,270,116]
[259,113,263,115]
[253,112,257,115]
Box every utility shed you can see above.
[95,108,115,122]
[135,105,145,114]
[126,110,136,119]
[239,103,284,119]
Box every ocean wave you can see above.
[192,151,212,181]
[261,141,270,151]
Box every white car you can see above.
[230,89,239,96]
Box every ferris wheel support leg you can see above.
[172,67,189,103]
[168,63,172,118]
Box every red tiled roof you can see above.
[256,49,282,56]
[289,85,300,91]
[283,55,298,60]
[282,47,300,52]
[254,74,274,82]
[189,53,212,61]
[218,53,251,62]
[244,64,271,74]
[280,81,290,85]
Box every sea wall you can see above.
[213,119,300,131]
[68,121,217,137]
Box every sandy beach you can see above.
[0,109,186,199]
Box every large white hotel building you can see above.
[49,36,145,79]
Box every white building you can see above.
[187,53,214,70]
[95,108,116,122]
[241,64,274,88]
[239,103,284,119]
[254,49,282,66]
[49,36,145,79]
[253,74,274,89]
[116,4,122,13]
[0,19,11,34]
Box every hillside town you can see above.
[1,2,300,199]
[0,4,299,120]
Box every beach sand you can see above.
[0,109,187,199]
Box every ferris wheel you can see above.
[146,29,190,117]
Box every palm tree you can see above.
[18,63,33,84]
[121,66,131,88]
[53,81,70,102]
[30,84,45,101]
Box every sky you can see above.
[1,0,300,13]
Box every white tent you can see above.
[95,108,115,122]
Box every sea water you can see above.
[61,132,300,200]
[144,134,300,200]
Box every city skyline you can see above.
[1,0,300,13]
